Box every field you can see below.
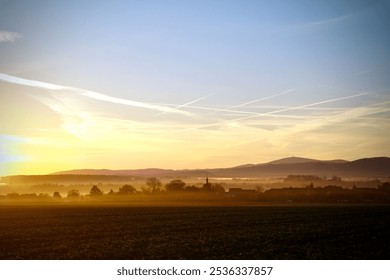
[0,205,389,259]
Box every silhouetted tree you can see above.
[331,176,342,182]
[67,189,80,198]
[20,193,37,199]
[145,177,162,193]
[118,184,136,195]
[6,192,20,198]
[165,179,186,192]
[53,192,62,199]
[90,185,103,196]
[212,183,225,193]
[185,185,201,192]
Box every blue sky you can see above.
[1,0,390,175]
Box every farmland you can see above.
[0,205,389,259]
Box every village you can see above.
[1,176,390,205]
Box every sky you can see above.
[1,0,390,175]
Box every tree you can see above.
[67,189,80,198]
[118,184,136,195]
[90,185,103,196]
[7,192,20,198]
[185,185,201,192]
[53,192,62,198]
[212,183,225,193]
[331,176,342,182]
[165,179,186,192]
[145,177,162,193]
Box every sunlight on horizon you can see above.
[1,1,390,175]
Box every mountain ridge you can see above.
[49,157,390,178]
[266,156,321,165]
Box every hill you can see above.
[266,156,320,165]
[47,157,390,178]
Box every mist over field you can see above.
[1,158,389,260]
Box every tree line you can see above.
[1,178,390,204]
[0,177,225,200]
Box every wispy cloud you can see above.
[219,98,390,158]
[0,73,193,116]
[0,31,22,43]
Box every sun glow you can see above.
[1,1,390,175]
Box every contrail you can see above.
[182,91,373,131]
[155,94,212,116]
[0,73,66,90]
[154,89,297,117]
[0,73,193,117]
[352,68,376,77]
[154,103,260,115]
[157,103,347,113]
[233,91,372,122]
[227,88,296,109]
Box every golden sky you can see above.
[1,1,390,175]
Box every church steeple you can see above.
[203,175,211,191]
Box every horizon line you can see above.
[1,155,389,177]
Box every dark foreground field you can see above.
[0,205,389,259]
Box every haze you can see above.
[1,0,390,175]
